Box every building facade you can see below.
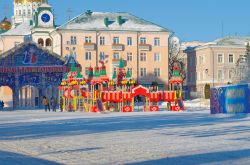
[186,36,248,97]
[52,12,170,86]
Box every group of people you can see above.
[0,100,4,110]
[42,96,57,112]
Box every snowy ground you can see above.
[0,102,250,165]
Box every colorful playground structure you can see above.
[58,58,185,112]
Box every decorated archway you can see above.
[0,42,70,109]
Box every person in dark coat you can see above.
[50,97,57,112]
[59,97,63,112]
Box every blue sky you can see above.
[1,0,250,42]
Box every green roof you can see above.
[112,71,117,80]
[87,67,93,77]
[70,63,77,72]
[100,65,107,76]
[126,69,131,79]
[76,71,83,79]
[119,58,124,68]
[94,68,100,77]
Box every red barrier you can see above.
[150,106,159,112]
[122,106,133,112]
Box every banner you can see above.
[0,66,69,73]
[210,84,250,114]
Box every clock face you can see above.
[41,13,51,23]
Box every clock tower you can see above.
[32,3,55,51]
[34,3,54,28]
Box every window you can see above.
[140,53,146,61]
[23,10,26,16]
[217,54,223,63]
[19,10,21,16]
[85,52,92,60]
[100,52,105,61]
[229,54,234,63]
[154,37,160,46]
[140,37,146,44]
[38,38,44,46]
[127,37,132,46]
[154,68,160,77]
[85,36,91,43]
[127,52,132,61]
[140,68,146,77]
[154,53,160,61]
[218,70,224,80]
[100,36,105,45]
[70,36,77,45]
[28,9,31,15]
[113,37,119,44]
[46,38,52,47]
[113,52,119,60]
[229,70,233,80]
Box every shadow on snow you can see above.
[0,112,249,141]
[0,150,61,165]
[125,149,250,165]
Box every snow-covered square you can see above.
[0,103,250,165]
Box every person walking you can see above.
[50,97,56,112]
[42,96,49,112]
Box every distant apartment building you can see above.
[186,36,248,97]
[52,12,171,86]
[179,41,205,86]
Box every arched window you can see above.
[38,38,44,46]
[45,38,52,47]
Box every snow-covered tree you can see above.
[168,36,186,81]
[232,42,250,83]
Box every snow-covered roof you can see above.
[214,36,250,46]
[187,36,250,51]
[0,21,32,36]
[58,12,170,32]
[181,41,205,50]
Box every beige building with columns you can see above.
[186,36,249,97]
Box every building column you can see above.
[25,86,27,107]
[19,88,23,107]
[13,73,20,110]
[39,73,47,107]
